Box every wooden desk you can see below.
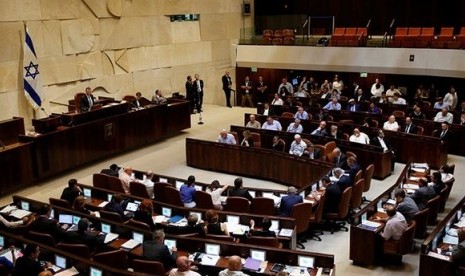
[0,142,34,196]
[186,138,333,188]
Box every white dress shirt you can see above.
[289,140,307,156]
[383,121,399,131]
[349,132,370,144]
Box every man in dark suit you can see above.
[434,122,452,143]
[185,75,197,114]
[80,87,95,112]
[332,147,347,168]
[100,164,119,177]
[409,178,436,210]
[166,214,205,236]
[103,194,132,221]
[60,178,82,205]
[240,76,254,108]
[403,117,417,134]
[279,186,303,217]
[302,143,322,160]
[345,156,361,184]
[256,76,268,104]
[333,168,352,191]
[321,177,342,213]
[327,125,343,140]
[131,92,144,108]
[346,99,360,112]
[228,178,253,201]
[194,74,204,112]
[222,71,233,108]
[371,129,395,171]
[142,229,177,269]
[355,88,367,102]
[29,204,65,241]
[63,218,104,252]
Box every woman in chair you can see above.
[240,130,254,147]
[206,180,229,210]
[248,217,276,237]
[204,209,229,236]
[134,199,156,231]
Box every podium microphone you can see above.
[198,111,204,125]
[40,107,49,117]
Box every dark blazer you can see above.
[222,75,232,90]
[104,201,130,221]
[142,241,176,268]
[13,257,43,276]
[271,142,284,152]
[166,223,205,237]
[302,148,321,160]
[324,183,342,213]
[403,123,417,134]
[100,168,119,177]
[333,153,347,168]
[185,81,196,99]
[29,216,65,240]
[229,187,253,201]
[60,187,80,204]
[336,175,352,191]
[241,81,253,95]
[346,163,362,182]
[346,103,361,112]
[326,131,343,140]
[134,210,156,231]
[371,136,393,151]
[410,186,436,210]
[434,129,452,142]
[80,94,95,111]
[63,231,104,252]
[195,79,204,93]
[279,194,303,217]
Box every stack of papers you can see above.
[97,201,109,207]
[405,189,416,194]
[427,251,449,260]
[104,233,119,244]
[200,254,220,266]
[403,184,418,189]
[10,209,31,219]
[443,234,459,245]
[262,193,281,205]
[303,199,315,204]
[409,176,419,181]
[0,249,22,263]
[279,228,294,237]
[54,267,80,276]
[244,257,262,271]
[227,223,249,235]
[411,168,426,173]
[0,205,17,214]
[121,239,140,250]
[153,215,168,224]
[412,163,429,169]
[362,221,381,228]
[454,219,465,228]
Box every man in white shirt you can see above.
[444,86,458,109]
[262,117,282,131]
[245,114,261,129]
[140,171,155,198]
[217,130,237,145]
[332,75,343,93]
[169,256,201,276]
[323,97,341,110]
[271,94,284,105]
[118,167,133,194]
[287,119,303,133]
[370,78,384,98]
[390,92,407,105]
[349,128,370,144]
[434,108,454,124]
[385,85,400,98]
[218,255,249,276]
[294,106,309,120]
[383,115,400,131]
[277,78,293,97]
[378,205,408,241]
[289,134,307,156]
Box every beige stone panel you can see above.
[90,73,134,96]
[155,45,173,69]
[158,0,194,15]
[0,89,36,123]
[46,82,83,107]
[199,14,229,41]
[40,0,80,20]
[81,0,113,18]
[0,61,20,93]
[143,16,172,46]
[39,21,63,57]
[0,0,41,22]
[0,22,22,63]
[185,42,212,65]
[211,40,231,62]
[100,17,144,50]
[121,0,160,16]
[102,50,127,75]
[125,47,158,72]
[132,68,172,97]
[107,0,122,17]
[114,49,129,72]
[61,19,97,55]
[76,52,104,80]
[40,55,79,85]
[170,44,188,67]
[171,21,201,44]
[197,0,242,14]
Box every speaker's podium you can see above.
[32,115,62,134]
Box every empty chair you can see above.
[93,173,111,190]
[229,131,239,144]
[314,144,327,161]
[153,182,170,202]
[74,92,86,112]
[125,218,151,232]
[262,29,273,38]
[195,190,215,209]
[129,181,151,199]
[344,27,357,40]
[392,110,405,118]
[283,36,295,45]
[164,186,184,207]
[273,29,283,38]
[350,179,365,210]
[419,27,434,43]
[332,27,346,40]
[276,139,286,152]
[49,198,71,209]
[394,27,408,40]
[57,243,91,258]
[426,195,441,225]
[290,203,313,249]
[363,164,374,201]
[309,192,326,241]
[205,234,234,242]
[437,27,454,41]
[456,27,465,42]
[250,132,261,148]
[281,112,294,118]
[438,186,450,213]
[283,29,295,38]
[99,210,123,223]
[345,151,357,160]
[325,187,352,234]
[27,231,56,247]
[416,125,424,135]
[411,208,429,239]
[272,38,283,45]
[94,249,128,270]
[224,197,250,213]
[251,197,275,216]
[245,236,282,248]
[132,259,166,275]
[122,95,136,102]
[324,141,336,156]
[383,220,416,264]
[107,177,126,194]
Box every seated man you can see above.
[321,176,342,214]
[311,121,328,136]
[217,129,237,145]
[332,168,352,191]
[63,218,104,252]
[383,115,400,131]
[390,92,407,105]
[302,143,321,160]
[434,108,453,124]
[60,178,82,205]
[294,106,310,120]
[100,163,119,177]
[433,97,448,110]
[29,205,65,240]
[140,171,155,198]
[433,122,452,143]
[245,114,261,129]
[219,255,250,276]
[346,99,360,112]
[271,93,284,105]
[166,213,205,236]
[131,92,144,108]
[143,229,177,269]
[393,189,419,222]
[180,175,197,208]
[323,97,341,110]
[168,256,201,276]
[104,194,132,221]
[409,105,426,120]
[403,117,417,134]
[376,205,408,241]
[286,118,303,133]
[332,147,347,168]
[262,117,282,131]
[80,87,95,112]
[228,178,253,201]
[345,156,361,183]
[118,167,133,194]
[349,128,370,144]
[262,103,274,116]
[409,177,436,210]
[327,125,342,139]
[289,134,307,156]
[279,186,303,217]
[152,89,167,105]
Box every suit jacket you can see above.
[346,163,361,182]
[13,257,43,276]
[195,79,204,93]
[434,129,452,142]
[29,216,65,240]
[142,241,176,268]
[410,186,436,210]
[324,183,342,213]
[336,175,352,191]
[256,81,268,94]
[241,81,253,95]
[60,187,80,204]
[80,94,95,111]
[279,194,303,216]
[346,103,360,112]
[134,210,156,231]
[403,123,417,134]
[327,131,343,140]
[302,148,322,160]
[63,231,104,252]
[371,136,393,151]
[228,187,253,201]
[333,153,347,168]
[222,75,232,90]
[185,81,196,98]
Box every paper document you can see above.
[454,220,465,228]
[121,239,140,250]
[98,201,109,207]
[104,233,119,244]
[303,199,315,204]
[0,205,16,214]
[409,176,419,181]
[9,209,31,219]
[412,168,426,173]
[362,221,381,228]
[403,184,418,189]
[201,254,220,266]
[0,249,22,264]
[443,234,459,245]
[153,215,168,223]
[263,193,281,205]
[427,251,449,260]
[54,267,80,276]
[279,228,294,237]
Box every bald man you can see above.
[218,255,249,276]
[168,256,201,276]
[217,129,236,145]
[118,167,133,194]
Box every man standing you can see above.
[256,76,268,104]
[240,76,254,108]
[185,75,197,114]
[194,74,204,112]
[277,77,293,97]
[80,87,95,112]
[222,71,233,108]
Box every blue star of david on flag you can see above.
[24,61,40,79]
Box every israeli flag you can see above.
[23,26,43,110]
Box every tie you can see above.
[405,125,410,133]
[88,95,93,107]
[351,106,355,111]
[441,131,445,138]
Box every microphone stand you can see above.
[198,111,204,125]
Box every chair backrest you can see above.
[341,133,350,141]
[132,259,166,275]
[99,210,123,223]
[345,151,357,160]
[123,95,136,102]
[421,27,434,36]
[283,36,295,45]
[28,231,56,247]
[164,186,184,207]
[290,203,313,234]
[438,186,450,212]
[74,92,86,112]
[153,182,170,202]
[363,164,374,193]
[416,125,424,135]
[281,112,294,118]
[408,27,421,36]
[246,236,282,248]
[338,119,354,125]
[311,192,326,224]
[283,29,295,37]
[350,179,365,209]
[277,139,286,152]
[274,29,283,37]
[250,132,261,148]
[195,190,215,209]
[93,173,111,190]
[125,218,151,232]
[345,28,357,35]
[449,164,456,174]
[439,27,454,37]
[333,27,346,35]
[398,220,417,254]
[426,195,441,225]
[302,138,312,147]
[205,234,234,242]
[49,197,71,208]
[94,249,128,269]
[106,176,125,194]
[229,131,239,144]
[324,141,336,155]
[263,29,274,38]
[354,169,363,183]
[392,110,405,118]
[250,197,275,216]
[396,27,408,36]
[412,208,429,239]
[272,38,283,45]
[338,187,353,218]
[460,27,465,35]
[57,243,91,258]
[356,27,368,35]
[129,181,150,199]
[224,197,250,212]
